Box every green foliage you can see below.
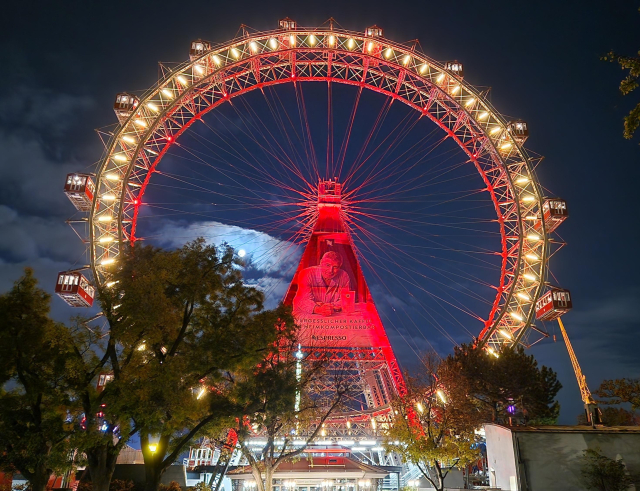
[603,8,640,143]
[443,343,562,423]
[0,269,77,491]
[98,239,291,491]
[596,379,640,411]
[580,448,636,491]
[385,353,483,491]
[189,483,212,491]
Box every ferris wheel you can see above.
[58,18,570,355]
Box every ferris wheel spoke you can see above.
[349,218,497,303]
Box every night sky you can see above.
[1,0,639,425]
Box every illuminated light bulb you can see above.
[384,48,393,59]
[197,387,206,399]
[289,35,295,45]
[308,35,316,46]
[134,119,147,128]
[147,102,159,112]
[500,329,513,339]
[403,54,411,66]
[525,215,538,220]
[490,126,502,134]
[510,312,523,321]
[451,85,460,94]
[516,177,529,184]
[346,421,351,429]
[521,195,536,202]
[478,111,489,120]
[161,88,174,99]
[105,173,120,181]
[527,233,541,241]
[517,292,530,301]
[419,63,428,74]
[525,253,540,261]
[145,147,158,155]
[371,418,377,429]
[465,97,476,107]
[347,38,355,49]
[269,38,278,49]
[177,75,188,85]
[437,390,447,403]
[98,215,112,222]
[113,154,127,162]
[416,402,424,413]
[106,281,118,288]
[99,236,114,243]
[367,41,374,52]
[523,273,537,281]
[101,258,115,266]
[231,48,240,59]
[249,41,258,52]
[101,194,116,201]
[194,64,204,74]
[487,347,499,358]
[212,54,221,65]
[500,142,513,150]
[329,35,336,46]
[321,429,326,436]
[121,135,136,143]
[436,73,445,83]
[148,444,157,453]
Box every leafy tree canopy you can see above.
[386,353,483,491]
[603,7,640,143]
[596,378,640,411]
[0,269,77,491]
[442,343,562,423]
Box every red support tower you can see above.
[283,180,405,438]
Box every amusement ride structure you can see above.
[58,17,580,487]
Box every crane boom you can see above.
[557,317,601,425]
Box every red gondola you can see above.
[535,198,568,233]
[55,271,95,308]
[113,93,140,124]
[189,39,211,61]
[535,288,572,321]
[64,173,95,211]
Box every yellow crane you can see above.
[557,318,602,426]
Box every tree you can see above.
[102,239,290,491]
[61,317,139,491]
[443,343,562,423]
[0,270,76,491]
[229,341,347,491]
[596,379,640,411]
[578,407,639,427]
[603,8,640,144]
[580,448,636,491]
[385,353,483,491]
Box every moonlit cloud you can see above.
[148,219,301,307]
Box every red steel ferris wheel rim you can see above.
[90,25,549,352]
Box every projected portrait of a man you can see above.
[293,251,351,316]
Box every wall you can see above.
[516,431,640,491]
[484,425,519,491]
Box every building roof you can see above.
[227,455,391,479]
[485,423,640,434]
